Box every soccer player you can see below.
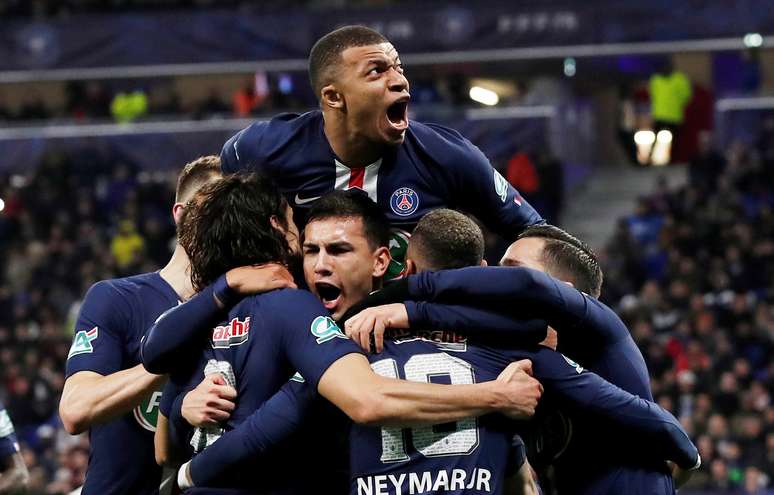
[220,25,543,277]
[141,179,543,493]
[164,200,697,494]
[58,156,224,495]
[0,401,28,493]
[346,223,701,493]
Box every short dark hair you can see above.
[176,155,221,203]
[179,174,292,292]
[517,224,603,298]
[306,190,389,249]
[410,209,484,271]
[308,25,388,102]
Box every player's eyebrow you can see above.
[324,241,354,252]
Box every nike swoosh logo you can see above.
[294,193,321,205]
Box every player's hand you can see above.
[540,327,558,350]
[225,263,296,295]
[495,360,543,420]
[669,454,700,489]
[344,303,409,353]
[182,374,237,427]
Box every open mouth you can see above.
[315,282,342,310]
[386,100,409,129]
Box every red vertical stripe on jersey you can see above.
[348,167,365,189]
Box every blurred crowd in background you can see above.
[0,115,771,492]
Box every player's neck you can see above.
[159,244,195,301]
[323,116,382,167]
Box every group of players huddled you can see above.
[41,26,702,495]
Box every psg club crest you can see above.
[390,187,419,217]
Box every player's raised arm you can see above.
[60,281,166,434]
[409,266,593,327]
[343,301,546,354]
[530,347,700,470]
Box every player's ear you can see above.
[480,259,488,267]
[371,246,391,278]
[404,258,417,275]
[321,84,344,110]
[172,202,185,226]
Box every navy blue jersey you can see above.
[350,335,523,495]
[0,402,19,458]
[221,112,543,276]
[65,272,180,495]
[163,288,362,493]
[404,267,694,494]
[179,330,696,495]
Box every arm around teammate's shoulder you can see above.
[317,354,542,427]
[60,366,165,435]
[61,281,165,434]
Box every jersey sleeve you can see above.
[404,301,547,344]
[220,122,269,174]
[269,290,364,390]
[408,266,622,345]
[530,347,699,469]
[65,281,131,378]
[189,379,315,487]
[0,407,19,458]
[433,125,542,238]
[141,284,224,374]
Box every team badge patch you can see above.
[561,354,584,374]
[310,316,346,344]
[211,317,251,349]
[390,187,420,217]
[494,170,509,202]
[386,228,411,280]
[68,327,98,359]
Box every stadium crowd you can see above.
[0,125,771,493]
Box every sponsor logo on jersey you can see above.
[133,390,163,432]
[561,354,584,373]
[67,327,99,359]
[493,170,509,202]
[294,193,322,205]
[390,328,468,352]
[390,187,420,217]
[211,317,251,349]
[310,316,346,344]
[289,372,305,383]
[355,467,492,495]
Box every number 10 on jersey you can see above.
[371,353,480,463]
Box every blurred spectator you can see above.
[689,131,726,190]
[17,94,51,121]
[649,60,692,164]
[110,220,145,270]
[110,90,149,123]
[601,138,773,494]
[196,88,230,119]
